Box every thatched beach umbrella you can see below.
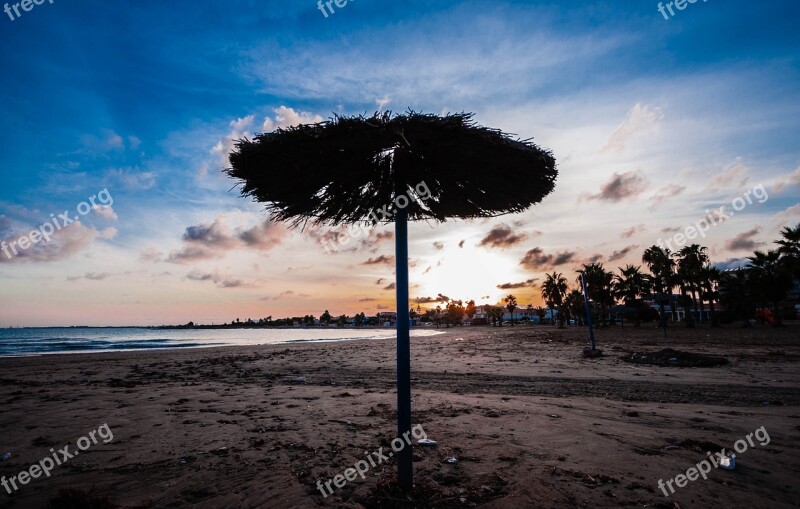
[227,111,557,490]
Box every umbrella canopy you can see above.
[227,111,557,225]
[227,111,557,491]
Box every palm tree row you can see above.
[550,223,799,328]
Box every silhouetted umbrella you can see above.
[227,111,557,490]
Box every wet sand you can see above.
[1,324,799,508]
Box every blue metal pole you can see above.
[580,274,596,351]
[394,196,413,490]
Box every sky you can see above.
[0,0,798,326]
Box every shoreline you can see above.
[0,327,446,359]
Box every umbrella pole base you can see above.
[583,347,604,358]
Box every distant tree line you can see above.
[534,223,799,329]
[162,311,377,329]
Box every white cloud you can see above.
[67,272,111,281]
[707,161,750,191]
[772,204,800,226]
[100,227,118,240]
[80,130,141,154]
[245,12,628,106]
[262,106,323,132]
[603,103,665,153]
[106,168,157,190]
[139,247,163,263]
[200,107,324,182]
[1,222,100,264]
[106,132,124,150]
[93,205,118,221]
[773,165,800,193]
[185,270,250,289]
[648,184,687,211]
[210,115,255,168]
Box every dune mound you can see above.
[621,348,728,367]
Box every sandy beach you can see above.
[1,324,799,508]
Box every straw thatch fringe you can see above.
[227,111,557,226]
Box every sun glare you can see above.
[412,246,517,305]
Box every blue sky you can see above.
[0,0,798,326]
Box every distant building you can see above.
[503,309,544,323]
[475,304,545,324]
[642,294,712,322]
[378,311,397,326]
[474,305,492,321]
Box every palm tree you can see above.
[564,289,585,325]
[446,299,465,326]
[699,265,721,327]
[747,250,792,326]
[675,266,695,327]
[643,245,676,329]
[227,111,557,489]
[719,268,755,327]
[465,300,477,323]
[613,265,651,327]
[776,222,800,279]
[504,294,518,325]
[354,312,366,326]
[674,245,709,326]
[541,272,568,327]
[576,263,614,326]
[491,306,505,327]
[320,310,332,325]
